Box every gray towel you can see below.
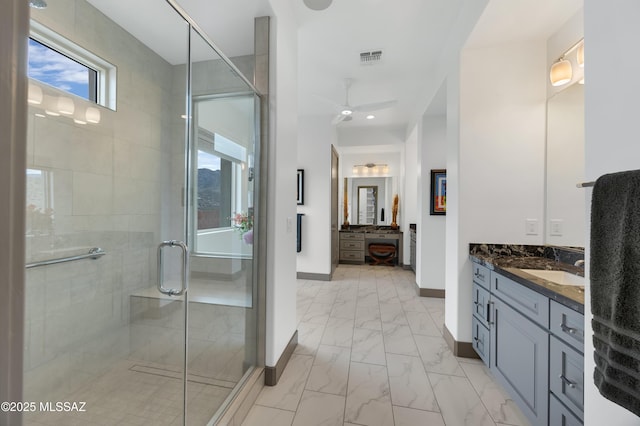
[591,169,640,417]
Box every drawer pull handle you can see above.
[560,323,578,335]
[473,337,483,345]
[559,374,577,389]
[474,271,485,280]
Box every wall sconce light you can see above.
[549,38,584,87]
[352,163,389,175]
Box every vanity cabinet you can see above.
[471,264,585,426]
[491,295,549,426]
[549,300,584,422]
[339,232,364,263]
[471,264,491,366]
[409,228,416,273]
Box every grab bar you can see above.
[26,247,106,269]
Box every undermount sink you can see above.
[521,269,585,286]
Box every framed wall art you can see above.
[297,169,304,205]
[430,169,446,215]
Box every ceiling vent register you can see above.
[360,50,382,64]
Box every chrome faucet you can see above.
[574,259,585,267]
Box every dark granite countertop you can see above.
[469,244,585,314]
[340,226,401,234]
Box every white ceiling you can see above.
[87,0,582,141]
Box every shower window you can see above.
[28,20,116,109]
[196,130,246,231]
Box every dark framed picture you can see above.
[430,169,446,215]
[297,169,304,205]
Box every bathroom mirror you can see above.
[357,186,378,224]
[545,82,585,247]
[346,176,395,225]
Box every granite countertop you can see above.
[469,244,585,313]
[340,226,401,234]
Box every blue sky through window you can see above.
[28,38,93,100]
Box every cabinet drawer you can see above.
[550,336,584,419]
[473,282,491,327]
[340,250,364,261]
[550,300,584,353]
[340,240,364,250]
[491,272,549,328]
[472,316,490,367]
[472,263,491,289]
[340,232,364,241]
[367,233,396,239]
[549,394,582,426]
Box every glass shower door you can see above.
[182,28,260,425]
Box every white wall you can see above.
[446,40,547,342]
[296,116,335,276]
[265,0,299,367]
[402,127,418,266]
[417,114,447,291]
[584,1,640,423]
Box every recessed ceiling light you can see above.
[366,115,375,120]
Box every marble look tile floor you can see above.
[243,265,531,426]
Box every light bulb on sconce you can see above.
[550,58,572,87]
[352,163,389,176]
[549,38,584,87]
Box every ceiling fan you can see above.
[331,78,397,125]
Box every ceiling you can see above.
[87,0,582,140]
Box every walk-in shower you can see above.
[23,1,262,424]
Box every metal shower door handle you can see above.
[157,240,189,296]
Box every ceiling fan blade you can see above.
[353,100,397,113]
[331,114,347,125]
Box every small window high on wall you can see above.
[28,20,116,110]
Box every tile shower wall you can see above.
[25,0,182,401]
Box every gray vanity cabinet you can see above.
[490,296,549,426]
[471,264,585,426]
[472,264,491,366]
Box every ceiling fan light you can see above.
[341,109,353,116]
[303,0,332,11]
[550,59,572,87]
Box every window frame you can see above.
[29,20,117,110]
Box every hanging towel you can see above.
[591,169,640,417]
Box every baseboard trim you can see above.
[297,272,331,281]
[414,282,445,299]
[402,265,412,271]
[265,330,298,386]
[443,324,479,359]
